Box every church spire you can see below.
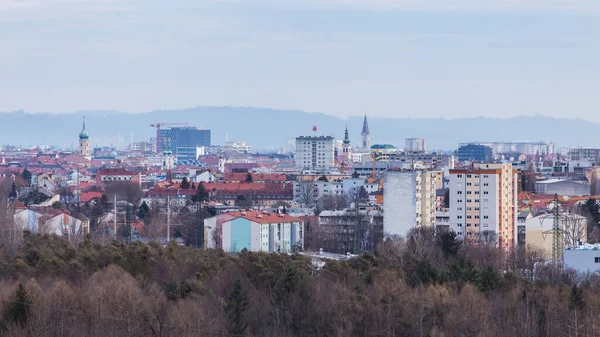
[343,123,350,144]
[361,113,370,135]
[361,112,370,151]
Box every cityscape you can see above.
[1,0,599,336]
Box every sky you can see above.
[0,0,599,120]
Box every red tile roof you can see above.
[80,192,103,203]
[225,211,303,224]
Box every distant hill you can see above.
[0,107,597,150]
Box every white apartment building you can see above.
[292,178,379,205]
[383,170,438,237]
[448,163,518,248]
[225,141,252,153]
[405,138,427,153]
[294,136,335,171]
[458,141,555,156]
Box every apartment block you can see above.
[449,163,518,248]
[221,211,304,253]
[383,170,438,237]
[405,138,427,153]
[294,136,335,171]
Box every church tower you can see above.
[361,113,370,152]
[79,117,91,160]
[342,124,352,160]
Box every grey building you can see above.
[535,179,590,196]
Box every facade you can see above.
[522,213,587,258]
[564,245,600,273]
[361,114,370,151]
[292,179,379,205]
[405,138,427,153]
[458,141,555,156]
[448,163,518,248]
[383,170,438,237]
[78,117,91,160]
[176,146,205,162]
[221,211,304,253]
[39,212,90,240]
[96,168,142,189]
[387,152,455,170]
[294,136,335,171]
[567,147,600,161]
[159,127,211,154]
[535,179,590,196]
[456,144,493,162]
[224,141,251,153]
[317,209,383,253]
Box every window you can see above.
[457,174,463,178]
[475,199,480,203]
[457,199,463,203]
[467,191,472,195]
[595,257,600,263]
[457,191,463,195]
[466,199,472,203]
[484,183,489,186]
[457,207,463,211]
[466,207,472,211]
[466,215,472,219]
[457,223,463,227]
[467,183,472,186]
[466,223,471,228]
[483,175,489,178]
[457,215,463,219]
[467,174,472,178]
[475,216,480,219]
[484,215,489,219]
[475,224,479,227]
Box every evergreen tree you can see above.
[22,169,32,182]
[224,280,248,335]
[191,183,209,203]
[245,172,253,183]
[437,230,462,257]
[138,201,150,219]
[351,170,360,178]
[180,177,190,189]
[3,284,31,328]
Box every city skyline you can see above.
[1,0,598,120]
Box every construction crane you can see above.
[150,122,188,153]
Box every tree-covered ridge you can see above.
[0,230,594,336]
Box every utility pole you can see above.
[125,202,131,244]
[167,195,171,243]
[113,194,117,240]
[196,201,204,248]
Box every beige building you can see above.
[521,212,587,258]
[449,163,518,248]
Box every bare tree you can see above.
[104,181,142,203]
[317,194,348,211]
[295,181,317,209]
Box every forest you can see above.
[0,229,595,337]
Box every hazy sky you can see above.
[0,0,598,119]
